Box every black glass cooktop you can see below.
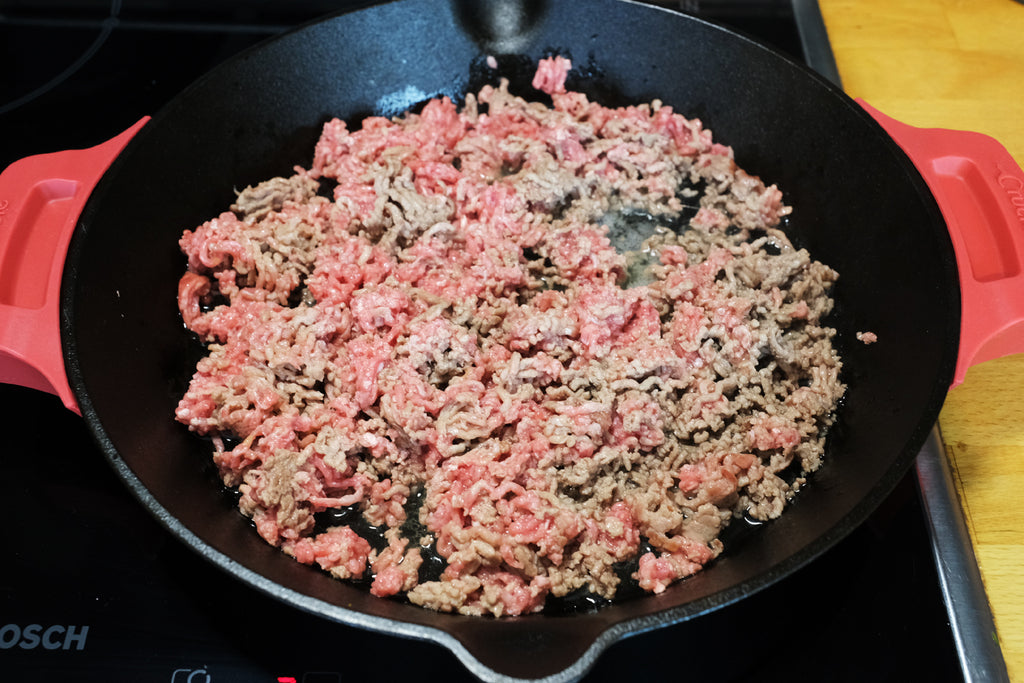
[0,2,962,681]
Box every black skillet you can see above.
[2,0,1023,680]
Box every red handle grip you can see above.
[859,101,1024,388]
[0,118,148,414]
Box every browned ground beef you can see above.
[175,56,846,616]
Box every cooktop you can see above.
[0,1,964,681]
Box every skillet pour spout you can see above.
[3,0,1024,680]
[452,0,549,52]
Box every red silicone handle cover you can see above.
[0,118,149,414]
[859,101,1024,388]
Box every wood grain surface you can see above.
[818,0,1024,678]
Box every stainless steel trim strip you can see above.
[917,428,1010,683]
[792,0,842,85]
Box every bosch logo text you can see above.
[0,624,89,651]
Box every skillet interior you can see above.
[61,0,959,679]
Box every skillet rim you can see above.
[58,1,961,680]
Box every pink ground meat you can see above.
[176,56,845,617]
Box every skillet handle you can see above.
[0,118,149,414]
[859,100,1024,388]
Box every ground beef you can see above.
[175,56,846,617]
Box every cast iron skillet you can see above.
[2,0,1023,680]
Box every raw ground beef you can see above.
[175,56,846,617]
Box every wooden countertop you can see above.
[818,0,1024,679]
